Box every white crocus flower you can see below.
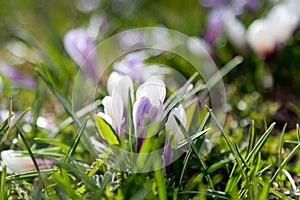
[246,1,299,55]
[1,150,55,174]
[163,104,187,166]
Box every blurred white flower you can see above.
[223,11,247,50]
[1,150,55,174]
[246,1,299,55]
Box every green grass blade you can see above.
[205,56,243,90]
[37,63,74,119]
[34,138,69,152]
[245,122,276,163]
[17,126,41,174]
[2,107,32,143]
[66,117,89,162]
[270,142,300,184]
[154,160,167,200]
[207,107,245,177]
[0,165,7,200]
[278,123,287,168]
[178,112,210,191]
[174,116,214,189]
[6,169,58,181]
[203,159,231,174]
[246,120,256,157]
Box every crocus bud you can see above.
[1,150,55,174]
[63,29,97,80]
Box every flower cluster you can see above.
[97,65,186,166]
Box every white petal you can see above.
[223,13,246,50]
[112,75,134,108]
[1,150,35,173]
[246,19,275,55]
[102,96,113,116]
[102,94,123,128]
[166,104,187,144]
[136,76,166,106]
[107,72,122,95]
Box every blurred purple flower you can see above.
[113,53,169,84]
[1,150,55,174]
[113,53,145,83]
[63,29,98,80]
[0,61,37,89]
[204,9,224,45]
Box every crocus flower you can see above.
[163,104,186,166]
[0,61,37,89]
[1,150,55,174]
[246,1,299,56]
[133,76,165,151]
[97,73,134,136]
[63,29,98,80]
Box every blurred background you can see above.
[0,0,300,135]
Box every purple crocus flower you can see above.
[0,61,37,89]
[133,76,165,151]
[133,96,163,151]
[63,29,98,81]
[1,150,55,174]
